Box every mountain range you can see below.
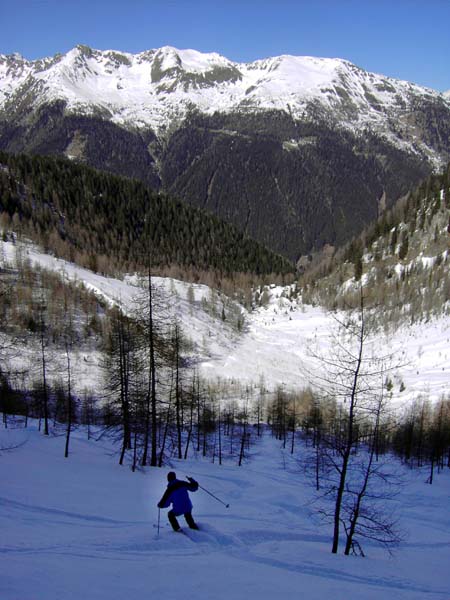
[1,45,450,260]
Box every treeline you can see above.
[0,151,294,281]
[0,248,105,345]
[266,383,450,557]
[2,374,260,470]
[0,244,110,453]
[0,245,259,466]
[2,326,261,470]
[267,386,450,481]
[392,396,450,482]
[300,162,450,325]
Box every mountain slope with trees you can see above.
[300,162,450,325]
[0,151,293,280]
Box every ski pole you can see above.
[187,477,230,508]
[157,507,161,538]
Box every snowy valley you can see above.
[1,43,450,600]
[1,235,450,599]
[2,236,449,405]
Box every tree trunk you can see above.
[141,268,158,467]
[40,326,49,436]
[331,294,365,554]
[64,343,72,458]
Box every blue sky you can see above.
[1,0,449,91]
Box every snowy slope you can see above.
[1,45,449,145]
[1,421,449,600]
[203,292,450,407]
[3,238,449,409]
[1,238,241,396]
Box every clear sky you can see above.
[1,0,449,91]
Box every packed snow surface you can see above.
[1,422,449,600]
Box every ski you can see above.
[178,525,204,539]
[174,528,195,540]
[153,524,200,539]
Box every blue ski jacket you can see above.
[158,478,199,516]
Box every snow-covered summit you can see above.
[1,44,448,137]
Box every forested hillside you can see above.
[157,110,434,260]
[0,152,293,280]
[0,232,260,469]
[2,46,450,261]
[300,163,450,325]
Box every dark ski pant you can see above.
[168,510,198,531]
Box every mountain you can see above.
[1,45,450,260]
[1,45,448,143]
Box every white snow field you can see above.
[1,422,449,600]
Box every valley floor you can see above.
[3,238,450,407]
[1,423,449,600]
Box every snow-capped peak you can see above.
[0,45,449,142]
[149,46,233,74]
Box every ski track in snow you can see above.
[1,425,449,600]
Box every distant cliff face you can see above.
[1,45,449,259]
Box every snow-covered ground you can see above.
[1,421,449,600]
[2,239,450,599]
[3,238,449,408]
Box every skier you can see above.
[157,471,199,531]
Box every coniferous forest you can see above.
[0,152,293,280]
[299,162,450,324]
